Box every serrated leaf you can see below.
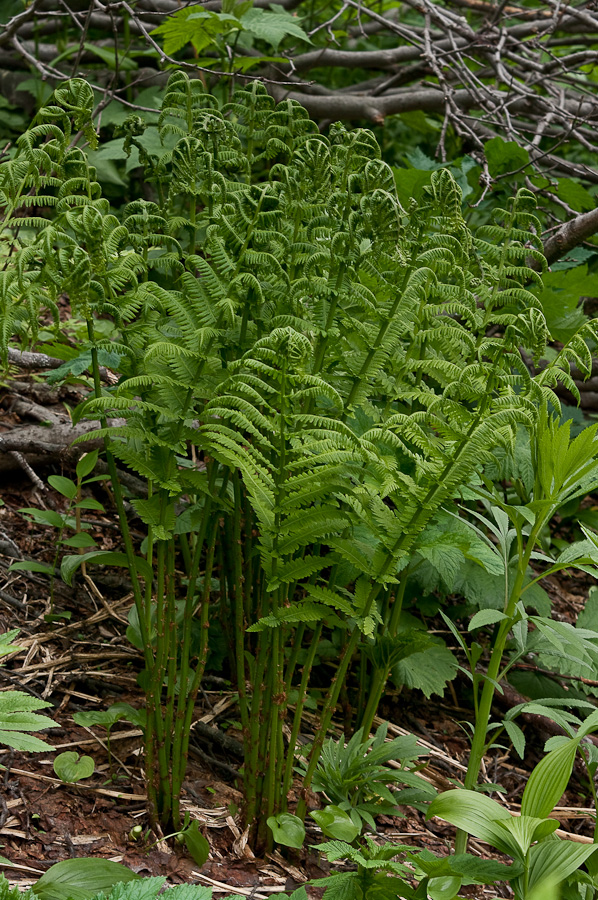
[0,729,54,752]
[392,642,458,698]
[469,609,508,631]
[241,7,312,50]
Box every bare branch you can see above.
[543,207,598,265]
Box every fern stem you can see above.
[171,514,219,827]
[281,621,323,810]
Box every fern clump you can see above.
[0,72,590,848]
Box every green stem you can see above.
[281,622,323,809]
[454,519,543,854]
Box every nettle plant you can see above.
[0,72,593,848]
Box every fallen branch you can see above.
[6,348,118,384]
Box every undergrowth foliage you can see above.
[1,73,595,849]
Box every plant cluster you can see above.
[4,71,598,898]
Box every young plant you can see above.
[430,708,598,898]
[10,449,106,611]
[294,723,435,837]
[72,703,146,772]
[309,836,517,899]
[444,410,598,852]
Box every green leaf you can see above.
[82,42,137,71]
[61,550,153,586]
[151,7,241,55]
[32,859,139,900]
[76,450,99,479]
[0,690,56,752]
[521,738,579,818]
[0,730,54,752]
[526,841,598,892]
[468,609,508,631]
[61,532,98,548]
[107,702,147,730]
[240,7,312,50]
[47,475,77,500]
[484,137,529,178]
[182,820,210,866]
[427,875,462,900]
[267,813,306,849]
[427,790,512,855]
[392,642,458,698]
[540,265,594,343]
[493,814,559,860]
[310,805,360,842]
[503,719,526,759]
[556,178,595,213]
[73,709,125,729]
[19,508,65,528]
[53,751,95,783]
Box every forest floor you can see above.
[0,375,596,899]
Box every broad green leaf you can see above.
[19,508,65,528]
[53,751,95,783]
[526,841,598,891]
[47,475,77,500]
[267,813,306,849]
[32,859,139,900]
[493,815,558,859]
[61,532,97,548]
[61,550,152,586]
[182,820,210,866]
[468,609,508,631]
[392,642,458,698]
[484,137,529,178]
[427,875,461,900]
[521,738,578,818]
[540,266,593,342]
[310,806,360,842]
[73,709,125,729]
[76,450,99,479]
[107,702,147,730]
[428,790,512,854]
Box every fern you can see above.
[1,69,591,848]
